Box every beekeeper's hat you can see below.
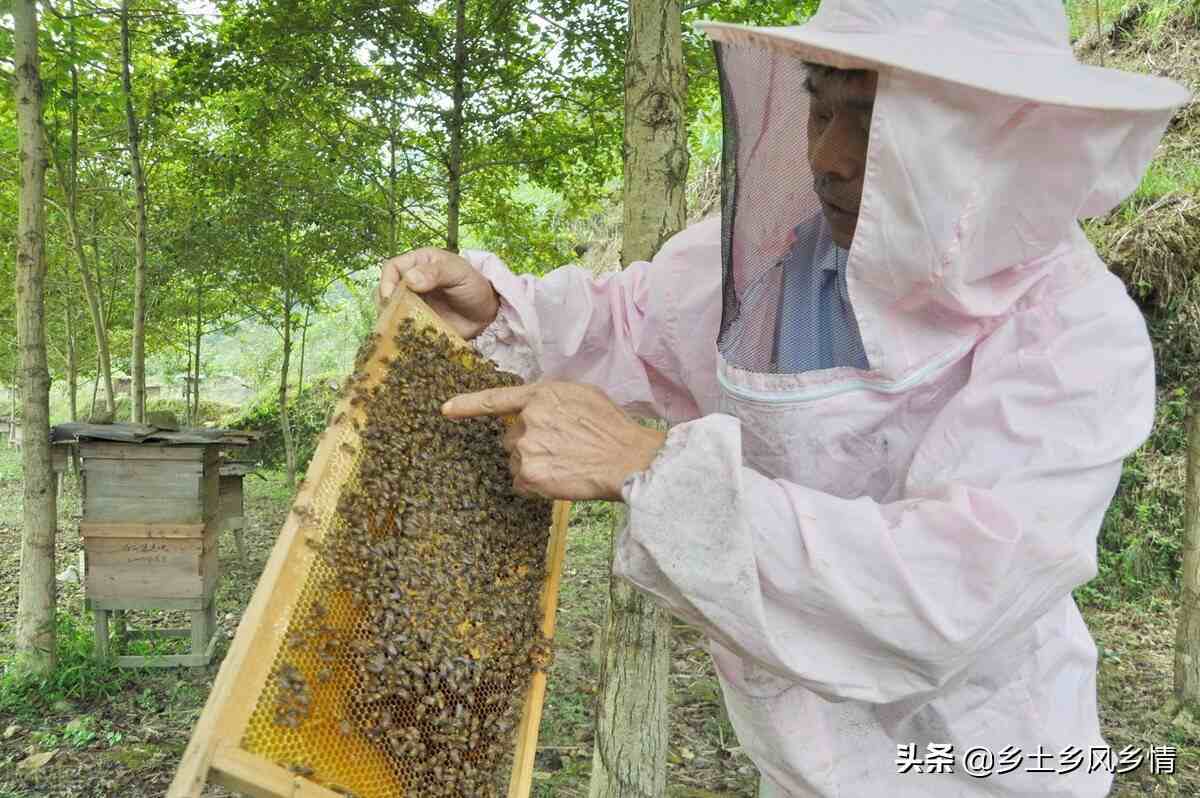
[698,0,1191,377]
[699,0,1189,112]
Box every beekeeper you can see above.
[377,1,1189,795]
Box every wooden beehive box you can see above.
[218,461,254,563]
[79,442,221,605]
[50,441,70,474]
[218,462,252,526]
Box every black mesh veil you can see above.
[714,41,870,375]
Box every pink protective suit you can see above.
[460,2,1188,795]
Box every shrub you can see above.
[224,377,340,471]
[79,397,236,427]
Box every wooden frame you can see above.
[169,287,571,798]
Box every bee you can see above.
[286,762,314,778]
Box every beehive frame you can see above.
[169,287,571,798]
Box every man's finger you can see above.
[380,250,440,298]
[378,267,399,307]
[443,385,538,418]
[402,266,433,292]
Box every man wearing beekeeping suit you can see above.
[378,1,1189,795]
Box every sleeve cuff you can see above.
[612,418,734,630]
[460,249,542,383]
[471,297,542,382]
[619,422,694,505]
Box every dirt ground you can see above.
[0,447,1196,797]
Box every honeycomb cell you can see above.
[241,320,553,798]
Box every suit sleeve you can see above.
[463,221,718,423]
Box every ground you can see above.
[0,444,1197,797]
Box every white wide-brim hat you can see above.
[699,0,1190,113]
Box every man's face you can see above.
[805,69,878,249]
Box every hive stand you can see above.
[169,286,571,798]
[80,441,223,668]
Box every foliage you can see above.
[224,377,340,470]
[1064,0,1200,41]
[1078,387,1191,607]
[0,612,138,717]
[118,397,235,427]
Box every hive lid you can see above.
[52,422,256,447]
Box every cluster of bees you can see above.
[268,318,553,797]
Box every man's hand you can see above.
[443,382,667,501]
[377,248,500,340]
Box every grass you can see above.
[1141,0,1200,40]
[1133,159,1200,206]
[0,613,140,719]
[1067,0,1136,41]
[1066,0,1200,41]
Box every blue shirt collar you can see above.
[793,222,845,272]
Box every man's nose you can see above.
[809,122,860,182]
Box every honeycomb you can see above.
[241,319,553,798]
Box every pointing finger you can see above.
[442,385,539,418]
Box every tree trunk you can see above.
[65,305,78,422]
[52,155,115,417]
[192,281,203,425]
[445,0,468,253]
[9,360,17,427]
[89,351,101,419]
[120,0,149,424]
[297,305,310,394]
[1175,387,1200,704]
[590,504,672,798]
[589,2,688,797]
[620,3,690,267]
[388,120,398,253]
[279,293,296,488]
[12,0,57,677]
[48,46,115,417]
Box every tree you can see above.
[203,0,621,273]
[44,2,118,417]
[589,1,687,796]
[12,0,57,676]
[120,0,151,423]
[148,144,242,425]
[213,122,367,486]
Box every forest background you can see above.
[1,0,1199,796]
